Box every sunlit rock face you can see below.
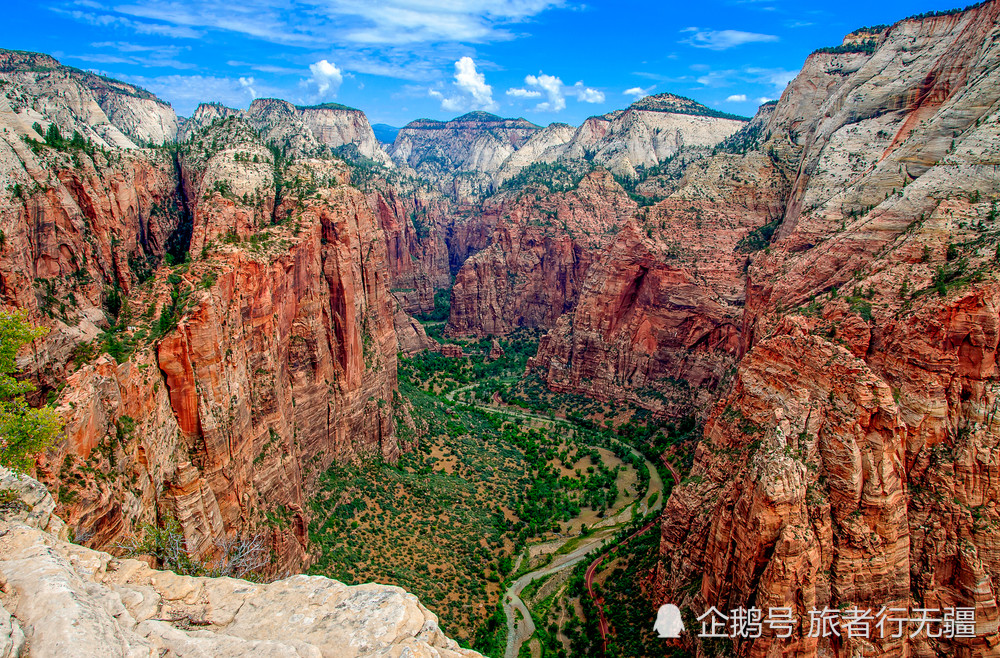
[0,466,482,658]
[651,4,1000,656]
[0,53,408,575]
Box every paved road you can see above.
[583,518,659,651]
[503,528,618,658]
[500,448,663,658]
[439,382,666,658]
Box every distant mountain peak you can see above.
[296,101,362,112]
[628,92,749,121]
[0,48,61,72]
[401,112,541,131]
[452,111,503,122]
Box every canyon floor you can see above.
[303,322,689,656]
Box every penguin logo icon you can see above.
[654,604,684,638]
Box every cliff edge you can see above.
[0,466,481,658]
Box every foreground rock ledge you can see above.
[0,467,481,658]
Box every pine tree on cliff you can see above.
[0,311,62,472]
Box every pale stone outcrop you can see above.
[0,467,480,658]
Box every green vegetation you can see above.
[715,115,771,156]
[308,380,628,645]
[813,39,879,55]
[579,527,665,657]
[613,164,672,207]
[411,208,432,240]
[415,288,452,323]
[0,311,63,472]
[307,325,688,653]
[828,2,988,58]
[501,161,594,194]
[903,2,989,21]
[122,515,269,581]
[295,101,360,112]
[151,274,190,340]
[734,218,781,253]
[850,24,890,34]
[629,93,750,121]
[21,122,107,159]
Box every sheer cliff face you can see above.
[180,98,393,166]
[529,146,790,413]
[149,153,404,570]
[390,102,746,201]
[0,58,407,573]
[653,4,1000,656]
[390,112,540,176]
[524,103,747,180]
[372,186,452,315]
[448,170,637,337]
[444,99,751,349]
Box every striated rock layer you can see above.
[180,98,392,166]
[0,68,409,575]
[652,4,1000,657]
[0,49,178,148]
[530,143,789,413]
[448,170,637,337]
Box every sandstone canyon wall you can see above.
[651,5,1000,656]
[0,53,408,576]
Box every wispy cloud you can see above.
[725,94,747,102]
[746,67,797,90]
[119,73,278,114]
[507,73,604,112]
[63,41,194,68]
[679,28,778,50]
[429,57,497,112]
[52,7,202,39]
[227,60,302,75]
[81,0,564,47]
[695,66,796,93]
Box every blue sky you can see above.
[2,0,972,127]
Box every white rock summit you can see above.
[0,467,481,658]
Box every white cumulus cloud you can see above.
[308,60,343,98]
[623,86,654,99]
[725,94,747,102]
[680,28,778,50]
[429,56,497,112]
[507,73,603,112]
[239,76,257,99]
[571,82,605,103]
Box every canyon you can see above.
[0,2,999,656]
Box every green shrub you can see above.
[0,311,63,472]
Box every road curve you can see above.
[501,445,663,658]
[583,454,682,653]
[439,381,666,658]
